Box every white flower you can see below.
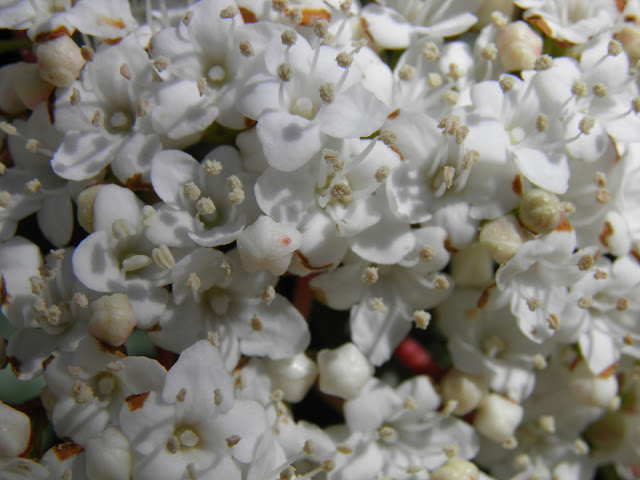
[0,400,31,457]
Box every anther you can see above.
[279,466,295,480]
[319,82,335,103]
[413,310,431,329]
[455,125,469,144]
[120,64,132,80]
[442,90,459,105]
[286,8,303,24]
[336,444,353,454]
[167,436,179,453]
[0,122,16,136]
[405,396,417,410]
[578,296,593,309]
[447,63,463,80]
[362,266,379,284]
[183,10,193,25]
[491,11,508,28]
[370,297,388,313]
[538,415,555,433]
[442,166,455,188]
[81,46,95,62]
[463,150,479,169]
[203,159,223,175]
[214,388,223,405]
[419,245,435,261]
[573,439,589,455]
[251,315,263,331]
[632,97,640,114]
[0,191,11,209]
[153,57,171,72]
[303,440,315,455]
[208,330,220,347]
[532,354,547,370]
[482,44,498,61]
[0,164,6,175]
[196,197,216,216]
[499,76,516,93]
[137,97,151,117]
[71,380,94,404]
[578,116,596,135]
[578,254,594,270]
[592,83,607,98]
[74,292,89,308]
[197,78,207,97]
[527,297,542,311]
[596,188,611,203]
[261,285,276,305]
[281,28,298,46]
[330,183,351,201]
[176,388,187,402]
[91,110,104,127]
[617,297,629,311]
[534,55,553,70]
[24,179,41,194]
[314,19,329,39]
[239,41,254,57]
[428,72,443,88]
[624,334,634,345]
[438,115,461,135]
[398,65,416,80]
[227,175,245,205]
[380,128,397,146]
[186,464,197,480]
[186,273,201,292]
[546,314,559,330]
[220,258,233,277]
[608,40,623,57]
[152,244,176,269]
[536,114,548,132]
[336,52,353,69]
[183,182,201,202]
[423,42,440,60]
[277,62,293,81]
[25,139,39,153]
[321,460,335,472]
[39,264,56,280]
[571,81,587,97]
[434,275,450,290]
[220,5,238,18]
[272,0,287,13]
[340,0,352,12]
[375,165,390,183]
[226,435,241,447]
[70,88,80,105]
[593,171,607,187]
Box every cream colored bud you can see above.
[89,293,137,346]
[85,427,132,480]
[317,343,373,400]
[474,394,524,443]
[615,25,640,65]
[569,361,618,409]
[431,458,480,480]
[77,185,104,233]
[12,62,54,110]
[36,35,86,88]
[519,189,562,234]
[474,0,516,29]
[495,21,543,71]
[0,401,31,457]
[440,369,488,415]
[479,214,529,264]
[266,353,318,403]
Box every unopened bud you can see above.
[431,458,480,480]
[89,293,137,346]
[317,343,373,400]
[266,353,318,403]
[36,35,86,88]
[519,189,562,234]
[479,214,529,264]
[474,394,523,443]
[495,21,543,71]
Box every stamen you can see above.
[379,129,397,146]
[362,266,379,284]
[251,315,263,331]
[578,254,594,270]
[203,159,222,175]
[80,46,95,62]
[153,56,171,72]
[413,310,431,329]
[220,5,238,19]
[281,28,298,47]
[183,182,201,202]
[423,42,440,60]
[239,41,254,57]
[370,297,387,313]
[277,62,293,82]
[151,244,176,269]
[533,55,553,70]
[375,165,390,183]
[24,179,41,194]
[398,65,416,80]
[137,97,151,117]
[319,82,335,103]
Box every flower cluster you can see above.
[1,1,640,479]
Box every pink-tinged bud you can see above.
[89,293,137,346]
[36,35,85,88]
[0,401,31,457]
[496,21,543,71]
[317,343,373,400]
[266,353,318,403]
[13,62,55,110]
[475,0,516,29]
[474,393,523,443]
[615,25,640,65]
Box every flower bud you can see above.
[496,21,543,71]
[85,427,132,480]
[317,343,373,400]
[615,25,640,66]
[0,400,31,457]
[77,184,104,233]
[237,216,302,275]
[89,293,137,346]
[431,458,480,480]
[13,62,54,110]
[569,361,619,410]
[266,353,318,403]
[474,393,523,443]
[440,369,488,415]
[0,63,28,115]
[36,35,85,88]
[518,189,562,234]
[479,214,529,264]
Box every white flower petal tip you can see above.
[317,343,374,400]
[236,216,302,275]
[85,427,132,480]
[88,293,137,346]
[474,393,523,444]
[0,401,31,457]
[266,354,318,403]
